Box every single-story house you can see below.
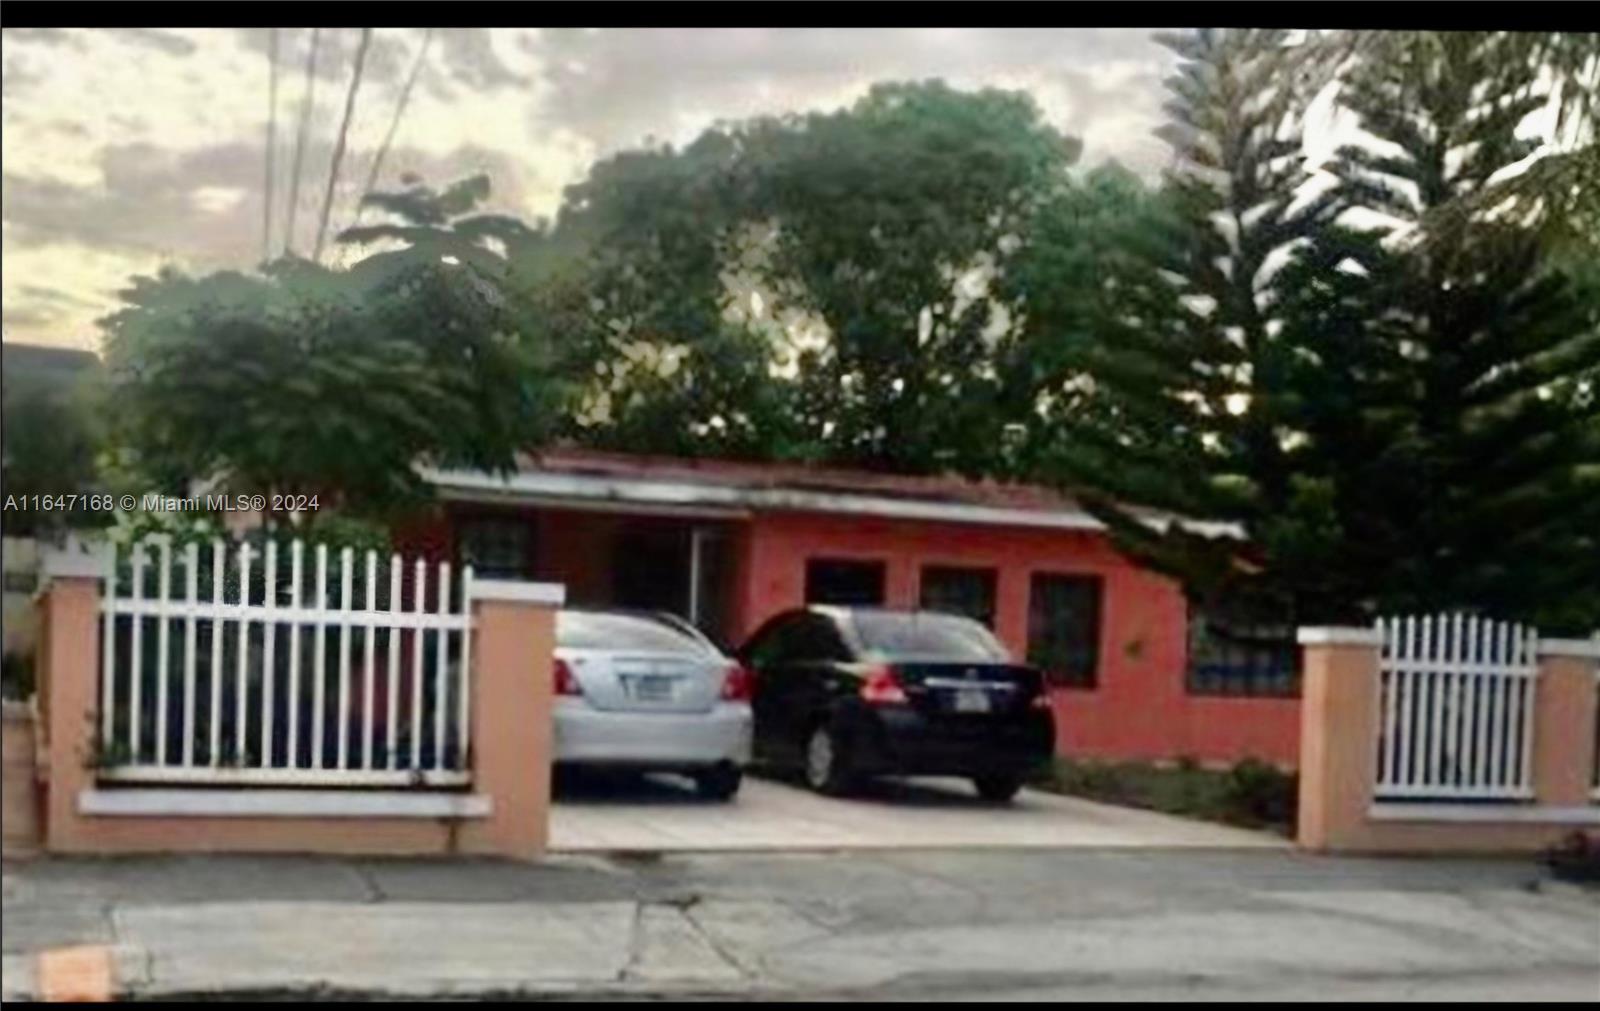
[400,449,1300,767]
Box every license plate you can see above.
[953,688,990,713]
[626,674,676,702]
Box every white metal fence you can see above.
[1375,614,1539,801]
[98,538,474,787]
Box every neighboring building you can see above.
[406,449,1301,766]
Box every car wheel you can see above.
[973,773,1024,803]
[804,724,855,796]
[693,763,743,801]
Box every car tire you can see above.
[693,763,743,801]
[973,773,1024,803]
[803,724,856,796]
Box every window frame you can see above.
[1025,571,1105,690]
[1184,599,1301,698]
[803,556,888,606]
[453,512,535,581]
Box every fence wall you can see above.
[32,538,563,859]
[1298,619,1600,854]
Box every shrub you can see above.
[1222,757,1297,828]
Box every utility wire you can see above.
[312,27,373,263]
[351,27,434,230]
[262,28,280,264]
[283,27,322,257]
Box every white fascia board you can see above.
[1297,627,1383,646]
[422,466,1243,538]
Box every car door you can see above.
[782,613,856,742]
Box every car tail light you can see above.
[721,663,754,702]
[859,665,908,705]
[553,658,583,697]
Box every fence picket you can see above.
[234,544,252,765]
[411,558,426,771]
[312,544,328,769]
[458,566,474,771]
[101,543,118,750]
[261,541,278,767]
[209,541,223,766]
[362,551,377,769]
[434,562,450,770]
[155,542,171,766]
[182,543,199,767]
[337,548,354,770]
[287,540,304,768]
[386,555,401,770]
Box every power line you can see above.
[352,27,434,229]
[312,28,373,263]
[261,28,280,264]
[283,27,322,257]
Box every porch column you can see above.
[1295,626,1383,852]
[456,578,565,861]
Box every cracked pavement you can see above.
[3,849,1598,1000]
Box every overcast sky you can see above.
[0,27,1183,350]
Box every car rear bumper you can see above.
[846,706,1055,777]
[554,699,752,768]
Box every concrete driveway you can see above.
[549,772,1285,852]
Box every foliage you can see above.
[1317,31,1600,631]
[1,369,110,537]
[101,176,566,524]
[1036,755,1298,832]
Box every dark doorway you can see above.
[805,558,886,606]
[612,522,690,616]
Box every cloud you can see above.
[2,26,1181,349]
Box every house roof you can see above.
[422,448,1241,538]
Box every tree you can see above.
[1321,31,1600,631]
[1031,29,1348,623]
[102,177,566,523]
[535,80,1082,471]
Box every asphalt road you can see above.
[4,848,1598,1000]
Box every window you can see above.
[852,611,1009,662]
[1186,599,1299,696]
[1027,573,1103,689]
[556,610,713,656]
[743,612,848,666]
[919,565,998,628]
[456,516,532,580]
[804,558,885,605]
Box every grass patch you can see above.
[1033,755,1297,834]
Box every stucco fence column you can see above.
[33,541,565,859]
[1296,625,1600,854]
[1295,627,1383,852]
[457,578,564,860]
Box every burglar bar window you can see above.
[919,565,998,628]
[456,517,532,580]
[1026,573,1103,689]
[804,558,886,606]
[1186,601,1299,697]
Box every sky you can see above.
[0,27,1184,351]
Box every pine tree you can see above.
[1326,32,1600,632]
[1036,29,1348,623]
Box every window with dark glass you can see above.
[455,516,532,580]
[1026,573,1103,689]
[1185,598,1299,697]
[919,565,998,628]
[804,558,886,606]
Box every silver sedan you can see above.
[552,609,752,800]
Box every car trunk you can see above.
[564,651,727,714]
[889,662,1044,719]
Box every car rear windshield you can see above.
[556,611,714,655]
[850,611,1011,662]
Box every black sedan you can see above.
[737,606,1056,802]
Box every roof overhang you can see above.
[421,465,1244,539]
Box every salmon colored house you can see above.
[403,450,1301,767]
